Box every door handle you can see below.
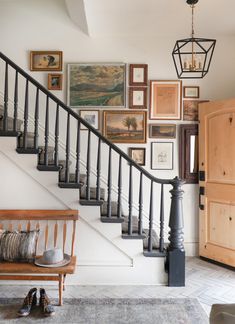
[199,186,205,210]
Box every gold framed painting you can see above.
[48,74,62,90]
[30,51,63,71]
[103,110,147,143]
[150,80,182,120]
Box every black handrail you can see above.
[0,52,171,185]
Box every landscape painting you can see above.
[183,100,209,121]
[149,124,176,138]
[103,111,147,143]
[67,63,126,108]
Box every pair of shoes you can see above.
[17,288,55,317]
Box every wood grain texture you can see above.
[0,210,79,220]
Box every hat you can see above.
[35,248,71,268]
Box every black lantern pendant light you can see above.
[172,0,216,79]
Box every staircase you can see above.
[0,52,185,286]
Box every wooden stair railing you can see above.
[0,52,185,286]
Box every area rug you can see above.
[0,298,208,324]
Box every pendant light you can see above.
[172,0,216,79]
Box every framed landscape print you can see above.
[67,63,126,108]
[48,74,62,90]
[150,80,182,120]
[183,100,209,121]
[129,64,148,86]
[129,87,147,109]
[149,124,176,139]
[103,111,147,143]
[80,110,100,130]
[129,148,146,166]
[30,51,63,71]
[151,142,174,170]
[183,86,200,99]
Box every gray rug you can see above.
[0,298,208,324]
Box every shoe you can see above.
[17,287,37,317]
[39,288,55,317]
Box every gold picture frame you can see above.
[30,51,63,71]
[48,74,62,90]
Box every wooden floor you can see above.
[1,257,235,316]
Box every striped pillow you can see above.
[0,230,39,263]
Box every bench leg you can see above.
[59,274,63,306]
[63,274,66,291]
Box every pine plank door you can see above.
[199,99,235,267]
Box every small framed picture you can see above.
[150,80,182,120]
[80,110,100,130]
[149,124,176,139]
[129,147,146,166]
[129,87,147,109]
[48,74,62,90]
[183,86,200,98]
[151,142,174,170]
[30,51,63,71]
[183,100,209,121]
[129,64,148,86]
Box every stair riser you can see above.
[0,118,23,131]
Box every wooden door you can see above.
[199,99,235,267]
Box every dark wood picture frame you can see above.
[149,124,176,139]
[129,64,148,86]
[183,86,200,99]
[48,74,62,90]
[30,51,63,71]
[129,87,147,109]
[129,147,146,166]
[179,124,199,184]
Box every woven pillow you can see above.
[0,230,39,263]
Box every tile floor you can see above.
[1,257,235,317]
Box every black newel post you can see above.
[167,176,185,287]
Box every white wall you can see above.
[1,0,235,256]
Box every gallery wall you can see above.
[1,0,235,255]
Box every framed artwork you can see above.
[129,64,148,86]
[30,51,63,71]
[150,80,182,120]
[183,100,209,121]
[80,110,100,130]
[151,142,174,170]
[183,86,200,99]
[48,74,62,90]
[103,110,147,143]
[149,124,176,139]
[67,63,126,108]
[129,87,147,109]
[129,147,146,166]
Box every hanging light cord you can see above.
[191,4,195,38]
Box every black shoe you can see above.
[17,288,37,317]
[39,288,55,317]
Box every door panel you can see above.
[199,99,235,267]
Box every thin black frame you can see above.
[129,147,146,166]
[151,142,174,170]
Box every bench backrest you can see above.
[0,210,79,257]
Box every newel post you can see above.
[167,176,185,287]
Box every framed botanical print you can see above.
[150,80,182,120]
[103,110,147,143]
[183,86,200,99]
[48,74,62,90]
[129,64,148,86]
[183,100,209,121]
[129,147,146,166]
[67,63,126,108]
[151,142,174,170]
[80,110,100,130]
[30,51,63,71]
[149,124,176,139]
[129,87,147,109]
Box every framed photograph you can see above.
[149,124,176,139]
[129,64,148,86]
[129,87,147,109]
[150,80,182,120]
[30,51,63,71]
[67,63,126,108]
[129,148,146,166]
[103,110,147,143]
[80,110,100,130]
[48,74,62,90]
[151,142,174,170]
[183,86,200,98]
[183,100,209,121]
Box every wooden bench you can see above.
[0,209,79,305]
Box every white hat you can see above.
[35,248,71,268]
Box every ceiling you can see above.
[65,0,235,38]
